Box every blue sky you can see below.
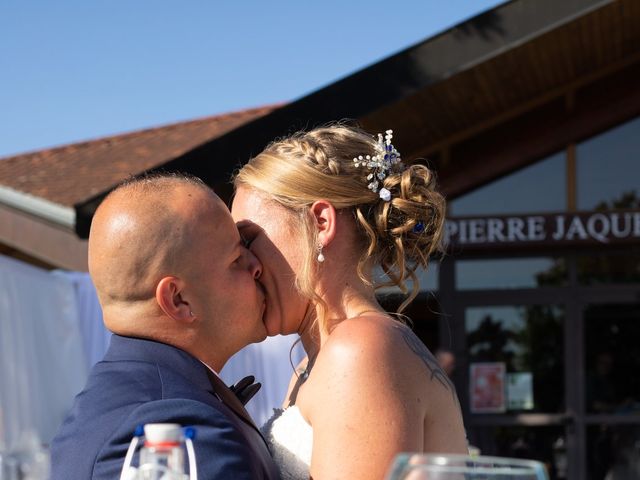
[0,1,503,158]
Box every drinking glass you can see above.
[385,453,549,480]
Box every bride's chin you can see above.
[267,321,297,337]
[264,316,283,337]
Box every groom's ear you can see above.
[156,276,194,323]
[310,200,336,248]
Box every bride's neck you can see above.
[299,268,384,353]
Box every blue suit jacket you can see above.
[50,335,280,479]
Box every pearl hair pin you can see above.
[353,129,403,202]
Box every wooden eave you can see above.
[72,0,637,237]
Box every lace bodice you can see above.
[262,406,312,480]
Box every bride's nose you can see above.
[246,249,263,279]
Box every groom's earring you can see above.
[317,244,325,263]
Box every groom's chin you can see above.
[250,333,268,345]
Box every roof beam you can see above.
[0,203,88,271]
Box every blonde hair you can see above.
[234,124,445,328]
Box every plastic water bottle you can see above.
[120,423,197,480]
[137,424,186,480]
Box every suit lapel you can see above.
[108,336,263,435]
[205,369,266,439]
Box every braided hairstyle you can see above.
[233,124,445,324]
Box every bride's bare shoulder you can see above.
[327,314,419,352]
[327,313,396,346]
[316,315,420,374]
[318,315,457,399]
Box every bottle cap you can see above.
[143,423,182,444]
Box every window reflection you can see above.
[584,303,640,414]
[577,115,640,211]
[466,305,564,413]
[577,250,640,285]
[587,425,640,480]
[374,262,439,294]
[456,257,567,290]
[449,152,566,216]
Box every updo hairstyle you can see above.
[233,124,446,317]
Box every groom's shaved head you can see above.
[88,174,221,309]
[87,171,266,368]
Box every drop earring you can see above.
[317,244,325,263]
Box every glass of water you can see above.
[385,453,549,480]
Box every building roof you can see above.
[0,105,278,270]
[3,0,640,270]
[149,0,639,207]
[0,104,278,208]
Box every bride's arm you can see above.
[303,317,458,480]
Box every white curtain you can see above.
[0,254,301,450]
[0,255,87,449]
[221,335,305,425]
[52,271,110,368]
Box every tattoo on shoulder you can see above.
[392,323,458,401]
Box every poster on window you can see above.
[470,362,506,413]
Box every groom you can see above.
[50,173,279,479]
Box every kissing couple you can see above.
[51,124,467,480]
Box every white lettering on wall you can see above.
[586,213,610,243]
[552,216,565,240]
[445,221,458,246]
[487,218,506,242]
[468,219,486,243]
[446,210,640,247]
[610,213,632,238]
[507,217,527,241]
[528,216,545,241]
[565,216,589,240]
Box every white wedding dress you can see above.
[262,406,313,480]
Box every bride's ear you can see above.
[309,200,336,247]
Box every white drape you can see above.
[0,254,300,449]
[52,271,110,368]
[0,256,87,449]
[221,335,305,425]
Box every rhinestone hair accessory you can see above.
[413,221,425,234]
[352,129,403,201]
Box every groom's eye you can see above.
[236,220,263,248]
[241,233,253,248]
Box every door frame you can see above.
[439,252,640,479]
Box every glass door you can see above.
[440,250,640,479]
[457,300,570,480]
[580,301,640,480]
[455,296,640,480]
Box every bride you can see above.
[232,124,467,479]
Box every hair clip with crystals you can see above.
[352,129,403,202]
